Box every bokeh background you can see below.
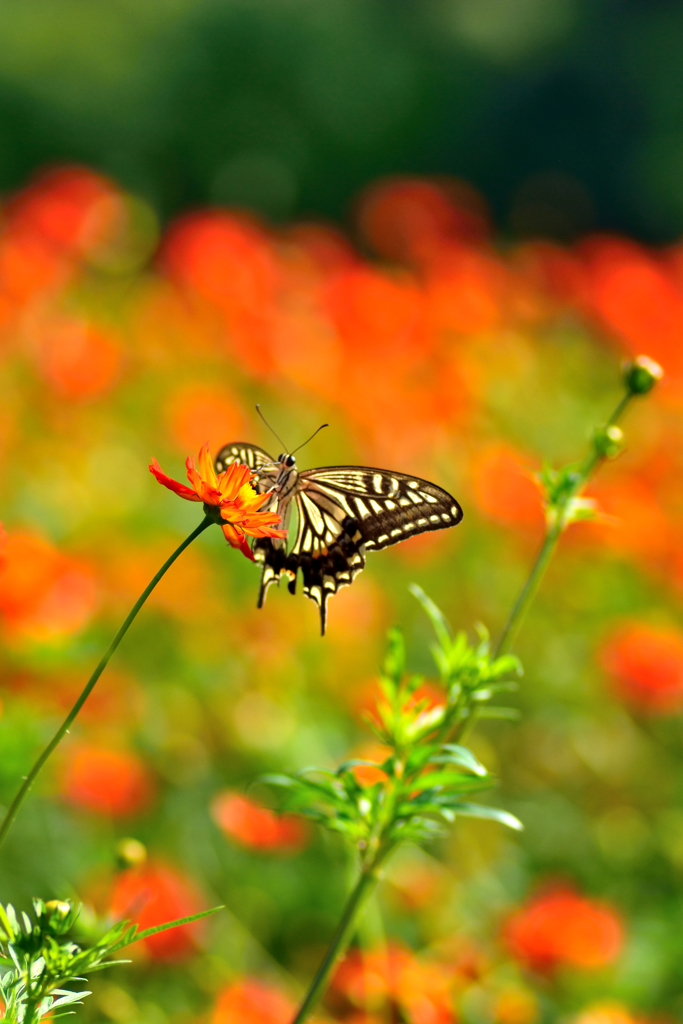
[2,2,683,1022]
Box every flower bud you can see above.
[43,899,74,935]
[116,836,147,869]
[593,425,624,460]
[623,356,663,395]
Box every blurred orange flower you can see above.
[149,442,286,559]
[211,792,308,852]
[166,383,246,455]
[8,166,122,258]
[471,444,544,530]
[60,744,155,817]
[212,979,295,1024]
[600,623,683,713]
[356,176,490,264]
[503,886,624,974]
[110,860,205,961]
[36,317,122,400]
[0,531,97,639]
[583,238,683,377]
[332,945,455,1024]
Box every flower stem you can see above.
[494,392,633,658]
[287,380,652,1024]
[290,862,382,1024]
[0,516,213,849]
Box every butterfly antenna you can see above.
[255,404,289,452]
[291,422,329,457]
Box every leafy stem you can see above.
[0,516,213,851]
[283,355,662,1024]
[496,358,661,657]
[0,898,222,1024]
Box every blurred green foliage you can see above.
[2,0,683,239]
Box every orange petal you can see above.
[220,506,287,539]
[149,458,202,501]
[197,442,218,489]
[186,457,222,504]
[221,522,255,561]
[218,461,254,500]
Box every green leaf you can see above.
[408,770,491,794]
[382,627,406,688]
[489,655,523,679]
[335,760,385,777]
[409,584,451,650]
[395,801,455,819]
[404,744,439,776]
[450,802,523,830]
[111,907,223,952]
[429,744,488,776]
[259,773,304,788]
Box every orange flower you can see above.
[503,886,624,974]
[149,442,287,560]
[331,944,455,1024]
[211,792,308,853]
[59,744,155,818]
[0,531,98,639]
[212,979,295,1024]
[600,623,683,713]
[109,860,205,961]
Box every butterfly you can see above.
[215,442,463,635]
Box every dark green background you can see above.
[3,0,683,242]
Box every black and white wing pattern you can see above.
[215,442,276,484]
[214,444,463,636]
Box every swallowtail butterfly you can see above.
[215,442,463,635]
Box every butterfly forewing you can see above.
[301,467,463,550]
[215,442,278,488]
[214,445,462,635]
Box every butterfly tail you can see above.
[254,538,287,609]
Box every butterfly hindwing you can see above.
[284,491,366,634]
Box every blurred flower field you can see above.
[1,166,683,1022]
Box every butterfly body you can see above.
[215,443,463,634]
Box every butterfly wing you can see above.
[289,467,463,634]
[215,442,276,485]
[214,446,463,636]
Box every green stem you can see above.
[495,392,633,657]
[290,862,382,1024]
[0,516,213,849]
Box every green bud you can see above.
[43,899,74,935]
[44,899,71,920]
[593,424,624,459]
[623,355,663,395]
[116,837,147,869]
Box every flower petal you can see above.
[221,522,255,561]
[197,442,218,490]
[218,461,254,500]
[186,457,222,504]
[149,458,202,501]
[220,505,288,541]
